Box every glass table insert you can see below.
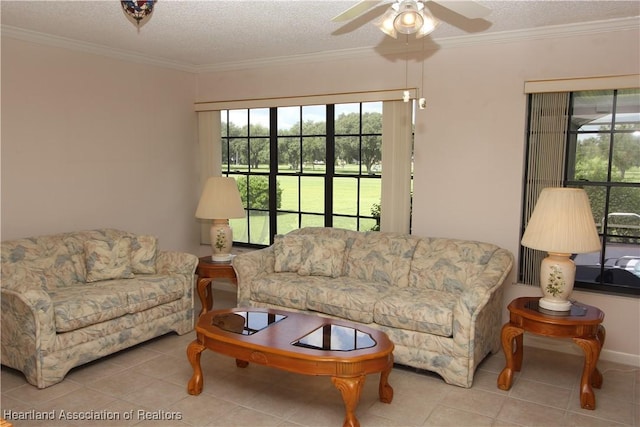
[211,311,287,335]
[293,324,376,351]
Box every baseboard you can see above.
[524,333,640,367]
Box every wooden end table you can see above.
[497,296,605,410]
[196,256,237,317]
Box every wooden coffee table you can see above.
[187,308,394,427]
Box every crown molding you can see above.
[2,16,638,74]
[437,15,640,49]
[196,16,639,72]
[0,25,199,73]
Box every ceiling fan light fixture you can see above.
[416,10,440,38]
[373,6,399,38]
[393,0,424,35]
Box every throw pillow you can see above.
[298,237,346,278]
[130,235,158,274]
[273,234,305,273]
[84,238,134,283]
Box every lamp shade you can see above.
[521,187,601,254]
[195,177,245,220]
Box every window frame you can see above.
[221,103,385,247]
[565,89,640,296]
[520,85,640,297]
[196,90,415,249]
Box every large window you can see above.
[221,102,385,246]
[521,88,640,296]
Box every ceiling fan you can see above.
[332,0,491,38]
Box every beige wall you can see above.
[196,28,640,365]
[1,38,200,253]
[2,27,638,365]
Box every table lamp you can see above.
[196,177,246,262]
[521,187,601,311]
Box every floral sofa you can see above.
[1,228,198,388]
[233,227,513,388]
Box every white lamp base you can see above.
[539,252,575,312]
[209,219,234,262]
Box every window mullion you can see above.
[325,105,335,227]
[269,107,278,243]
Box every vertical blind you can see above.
[520,92,570,285]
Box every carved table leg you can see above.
[197,278,214,317]
[497,323,524,391]
[332,376,365,427]
[187,339,206,395]
[574,331,604,410]
[378,357,394,404]
[591,325,606,389]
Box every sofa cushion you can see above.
[51,276,185,332]
[374,288,457,337]
[84,238,134,283]
[273,234,304,273]
[306,278,392,324]
[130,235,158,274]
[51,283,131,332]
[125,275,183,312]
[344,232,418,287]
[409,238,497,294]
[298,237,346,278]
[1,241,85,290]
[42,254,87,289]
[33,252,86,290]
[249,272,318,310]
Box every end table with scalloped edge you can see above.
[497,296,605,410]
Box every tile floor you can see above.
[2,289,638,427]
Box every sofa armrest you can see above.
[453,249,513,350]
[156,251,199,276]
[1,270,57,387]
[233,247,275,306]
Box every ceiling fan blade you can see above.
[430,1,491,19]
[332,0,385,22]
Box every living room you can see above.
[2,1,639,426]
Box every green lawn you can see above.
[229,164,381,244]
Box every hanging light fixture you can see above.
[121,0,156,29]
[394,0,424,34]
[373,6,399,38]
[416,9,439,38]
[374,0,439,39]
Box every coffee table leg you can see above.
[378,358,394,403]
[332,376,365,427]
[187,339,206,395]
[497,323,524,390]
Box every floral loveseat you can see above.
[233,227,513,388]
[1,228,198,388]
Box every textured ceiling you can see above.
[1,0,639,72]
